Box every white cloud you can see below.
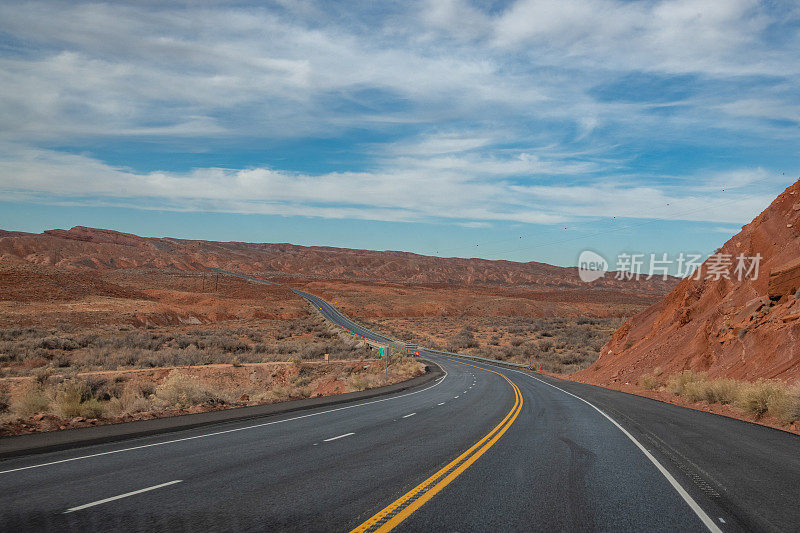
[0,1,797,233]
[0,143,778,226]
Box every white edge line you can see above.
[402,413,416,418]
[323,432,355,442]
[0,367,449,475]
[511,369,722,533]
[64,480,182,513]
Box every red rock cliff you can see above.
[578,178,800,383]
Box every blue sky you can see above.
[1,0,799,270]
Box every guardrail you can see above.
[422,348,530,369]
[222,268,532,369]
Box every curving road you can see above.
[0,285,797,532]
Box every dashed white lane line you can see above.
[402,413,416,418]
[0,367,449,476]
[63,480,182,513]
[323,432,355,442]
[454,396,459,399]
[437,402,445,406]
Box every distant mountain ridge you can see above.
[0,226,676,294]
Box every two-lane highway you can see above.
[0,356,518,531]
[1,283,797,532]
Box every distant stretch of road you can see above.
[0,281,797,532]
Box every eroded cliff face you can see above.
[579,178,800,384]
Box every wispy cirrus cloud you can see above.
[0,0,797,241]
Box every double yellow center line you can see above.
[350,360,523,533]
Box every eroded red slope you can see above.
[578,178,800,383]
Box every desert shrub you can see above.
[736,380,785,417]
[662,372,800,423]
[703,379,739,404]
[0,384,8,413]
[766,383,800,423]
[54,378,104,419]
[50,353,71,368]
[197,335,250,354]
[0,329,26,341]
[347,373,374,391]
[107,381,153,416]
[30,367,53,385]
[155,370,226,408]
[390,357,424,380]
[666,370,705,396]
[448,328,478,351]
[13,383,51,416]
[639,370,663,390]
[301,343,326,359]
[37,336,80,351]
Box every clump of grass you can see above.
[107,380,153,416]
[666,370,705,396]
[639,373,663,390]
[54,378,104,419]
[390,357,424,380]
[155,370,226,408]
[13,383,50,417]
[663,371,800,424]
[766,383,800,423]
[683,378,739,404]
[735,380,786,417]
[347,374,368,391]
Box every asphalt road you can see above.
[0,287,797,532]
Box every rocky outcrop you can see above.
[768,258,800,301]
[578,178,800,384]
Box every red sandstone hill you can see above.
[0,226,676,295]
[578,178,800,384]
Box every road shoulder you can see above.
[0,360,443,459]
